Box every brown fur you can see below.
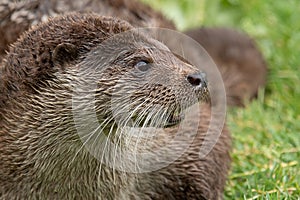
[136,104,231,199]
[0,13,230,199]
[185,27,267,106]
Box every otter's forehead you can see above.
[146,38,171,52]
[135,39,197,72]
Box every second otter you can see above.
[185,27,267,106]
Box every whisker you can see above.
[69,119,103,166]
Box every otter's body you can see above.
[0,13,231,199]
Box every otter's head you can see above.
[67,26,210,171]
[0,13,209,170]
[69,27,209,135]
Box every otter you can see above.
[0,13,231,199]
[184,27,267,106]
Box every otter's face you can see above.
[89,34,209,129]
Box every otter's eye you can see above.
[135,60,150,72]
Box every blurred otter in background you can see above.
[185,27,267,106]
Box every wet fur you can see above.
[0,13,230,199]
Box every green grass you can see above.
[142,0,300,199]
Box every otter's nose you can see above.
[187,72,207,88]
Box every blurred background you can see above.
[142,0,300,199]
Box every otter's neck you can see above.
[0,79,134,199]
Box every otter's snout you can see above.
[186,72,207,89]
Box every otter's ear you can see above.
[52,43,78,68]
